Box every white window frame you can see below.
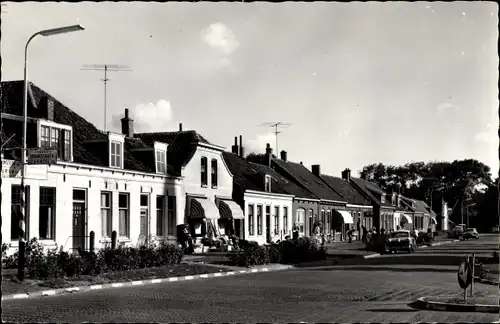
[154,142,168,174]
[283,206,288,235]
[110,141,123,168]
[265,175,272,193]
[37,120,73,162]
[167,196,176,236]
[211,158,218,188]
[296,209,305,235]
[140,194,150,237]
[156,195,165,236]
[257,205,263,236]
[273,206,280,235]
[248,204,255,236]
[118,193,130,238]
[100,191,112,238]
[39,187,56,240]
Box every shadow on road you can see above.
[365,308,420,313]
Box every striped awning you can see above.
[190,197,220,220]
[337,210,354,224]
[218,200,244,220]
[401,214,413,224]
[430,216,437,225]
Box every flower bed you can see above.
[226,237,327,267]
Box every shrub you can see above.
[227,245,270,267]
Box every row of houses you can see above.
[0,80,442,253]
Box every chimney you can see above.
[311,164,321,177]
[179,123,183,131]
[396,194,401,207]
[280,150,287,161]
[239,135,244,157]
[265,143,273,167]
[40,96,55,121]
[231,136,239,154]
[121,108,134,137]
[300,161,303,165]
[341,168,351,181]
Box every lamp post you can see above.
[18,24,85,281]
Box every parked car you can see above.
[448,225,465,238]
[385,230,417,253]
[491,225,499,233]
[463,228,479,240]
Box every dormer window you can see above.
[381,194,386,204]
[110,141,123,168]
[156,150,166,174]
[211,158,218,188]
[201,157,208,186]
[38,122,72,162]
[265,175,272,192]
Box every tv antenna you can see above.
[259,121,291,154]
[81,64,132,131]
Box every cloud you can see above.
[436,102,457,113]
[245,132,276,155]
[475,131,497,144]
[111,99,175,133]
[201,22,239,55]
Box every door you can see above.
[309,217,313,236]
[140,209,148,236]
[72,202,86,251]
[234,219,241,238]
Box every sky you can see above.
[1,2,498,178]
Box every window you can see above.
[320,209,325,225]
[296,209,305,234]
[201,157,208,186]
[325,210,331,234]
[248,204,255,236]
[167,196,176,236]
[211,159,218,188]
[265,175,271,192]
[51,128,60,150]
[39,187,56,240]
[11,185,30,241]
[41,126,50,147]
[118,193,129,237]
[156,196,165,236]
[64,130,71,161]
[381,194,386,204]
[257,205,263,235]
[100,192,112,237]
[140,194,149,236]
[156,150,166,174]
[283,207,288,234]
[110,141,122,168]
[274,206,280,235]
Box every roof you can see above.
[271,159,345,202]
[350,177,394,208]
[1,81,175,175]
[222,152,317,199]
[412,199,433,215]
[135,131,212,175]
[320,174,372,206]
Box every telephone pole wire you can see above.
[81,64,132,131]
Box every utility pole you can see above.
[81,64,132,131]
[259,122,291,154]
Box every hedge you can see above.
[1,238,184,279]
[226,237,326,267]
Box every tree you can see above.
[245,152,276,166]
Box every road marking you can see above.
[90,285,103,290]
[251,269,258,273]
[261,268,269,272]
[111,283,123,288]
[151,279,162,284]
[184,276,194,280]
[227,272,235,275]
[42,290,56,296]
[168,277,178,282]
[214,273,222,277]
[13,294,29,299]
[199,274,209,278]
[239,270,247,274]
[65,287,80,292]
[132,281,143,285]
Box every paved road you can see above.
[2,266,498,323]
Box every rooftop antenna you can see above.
[81,64,132,131]
[259,121,291,154]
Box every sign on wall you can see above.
[27,148,58,165]
[1,159,48,180]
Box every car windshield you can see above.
[390,232,409,238]
[466,228,476,232]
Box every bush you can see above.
[226,237,326,267]
[2,238,185,279]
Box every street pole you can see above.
[18,25,85,281]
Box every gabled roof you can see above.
[350,177,394,208]
[0,80,174,175]
[320,174,372,206]
[412,199,433,215]
[135,131,213,175]
[271,159,345,203]
[222,152,317,199]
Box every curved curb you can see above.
[474,277,500,286]
[1,264,293,302]
[415,297,499,314]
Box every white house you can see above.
[1,81,184,254]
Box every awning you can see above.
[218,200,244,220]
[338,210,354,224]
[190,197,220,220]
[401,214,413,224]
[430,216,437,225]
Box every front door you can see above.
[309,217,313,236]
[72,202,86,251]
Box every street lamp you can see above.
[18,24,85,281]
